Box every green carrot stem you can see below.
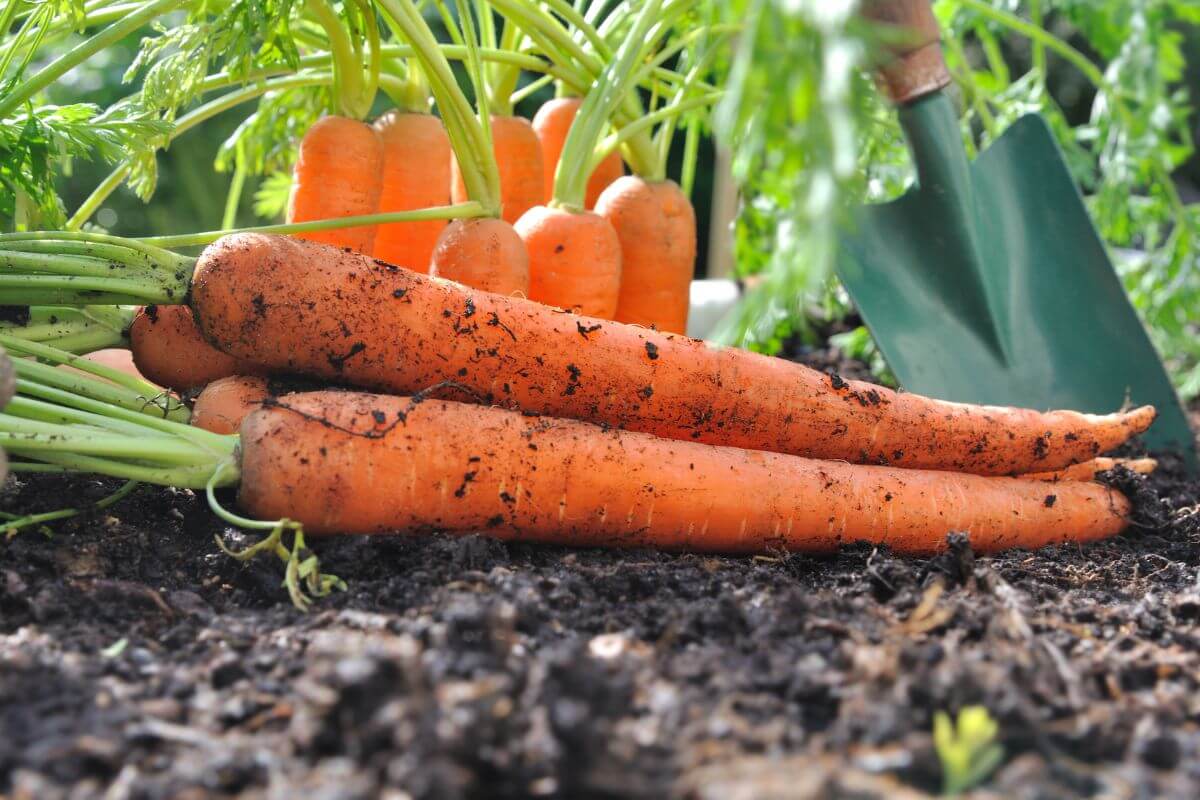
[0,333,177,407]
[593,92,721,176]
[221,143,249,230]
[305,0,367,118]
[0,479,139,539]
[6,448,226,489]
[139,202,487,248]
[5,395,178,438]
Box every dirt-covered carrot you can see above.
[372,109,451,271]
[0,363,1132,555]
[191,375,271,434]
[1022,458,1158,482]
[130,305,264,393]
[532,96,623,209]
[186,233,1154,476]
[231,391,1131,552]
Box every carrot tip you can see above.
[1125,405,1158,433]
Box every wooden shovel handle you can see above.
[862,0,952,105]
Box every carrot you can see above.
[450,114,544,225]
[532,97,624,208]
[191,233,1155,476]
[1022,457,1158,482]
[237,391,1131,552]
[287,115,385,255]
[595,175,695,334]
[517,206,621,316]
[372,110,451,271]
[130,304,264,393]
[429,217,529,295]
[192,375,271,434]
[81,349,146,381]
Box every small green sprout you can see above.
[933,705,1005,796]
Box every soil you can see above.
[3,337,1200,799]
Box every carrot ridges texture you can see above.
[372,111,451,272]
[192,234,1155,476]
[596,175,695,334]
[238,392,1131,553]
[287,115,385,255]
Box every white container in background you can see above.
[686,279,741,340]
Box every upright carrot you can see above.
[596,175,694,333]
[447,1,542,225]
[532,96,623,209]
[372,109,451,271]
[130,304,264,393]
[287,116,384,255]
[285,0,383,254]
[382,0,528,295]
[187,233,1154,476]
[590,23,723,334]
[518,0,673,318]
[430,217,529,295]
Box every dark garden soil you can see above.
[3,334,1200,799]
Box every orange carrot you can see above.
[192,375,271,434]
[287,115,385,254]
[191,234,1155,476]
[532,97,624,209]
[238,391,1132,553]
[1022,457,1157,482]
[130,305,264,393]
[595,175,695,334]
[451,115,544,225]
[429,217,529,296]
[372,111,451,271]
[81,349,146,382]
[516,205,621,317]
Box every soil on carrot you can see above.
[3,337,1200,799]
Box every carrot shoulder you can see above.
[238,391,1131,553]
[192,234,1155,476]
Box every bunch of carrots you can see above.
[0,2,1160,605]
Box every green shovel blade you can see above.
[837,93,1196,466]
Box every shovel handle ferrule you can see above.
[863,0,952,105]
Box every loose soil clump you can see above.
[2,339,1199,799]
